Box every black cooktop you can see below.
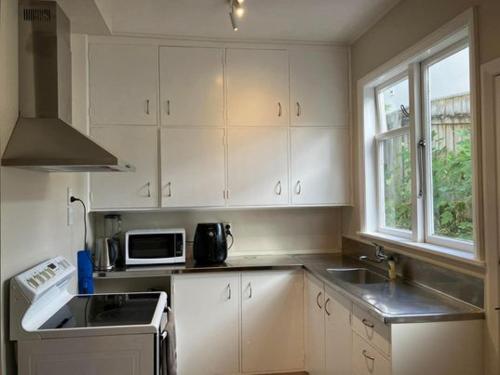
[40,293,161,329]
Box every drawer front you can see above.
[352,305,391,356]
[353,333,391,375]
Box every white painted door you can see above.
[172,273,240,375]
[159,46,224,126]
[161,128,225,207]
[90,126,158,209]
[89,44,158,125]
[305,273,325,375]
[241,270,304,373]
[226,49,289,126]
[227,127,288,206]
[325,286,352,375]
[291,127,350,205]
[290,46,348,127]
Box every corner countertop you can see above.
[93,253,484,324]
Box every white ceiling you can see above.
[101,0,401,44]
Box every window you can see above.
[364,30,476,257]
[376,77,412,237]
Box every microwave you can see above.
[125,229,186,266]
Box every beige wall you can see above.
[0,3,88,374]
[345,0,500,373]
[94,207,343,257]
[344,0,500,238]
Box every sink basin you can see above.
[326,268,387,284]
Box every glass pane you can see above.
[378,79,410,131]
[427,47,473,242]
[381,134,412,231]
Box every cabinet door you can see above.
[161,128,225,207]
[89,44,158,125]
[227,127,288,206]
[90,126,158,209]
[172,273,240,375]
[226,49,289,126]
[290,46,348,127]
[159,47,224,126]
[305,273,325,375]
[325,286,352,375]
[291,127,350,205]
[352,333,391,375]
[241,270,304,373]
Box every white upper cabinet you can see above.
[89,44,158,126]
[159,47,224,126]
[291,127,350,205]
[90,126,159,209]
[226,49,289,126]
[290,46,348,127]
[227,127,288,206]
[161,128,225,208]
[241,271,304,373]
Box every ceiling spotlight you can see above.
[228,0,245,31]
[234,5,245,18]
[229,10,238,31]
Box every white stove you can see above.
[10,256,168,375]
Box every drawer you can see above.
[353,332,391,375]
[352,304,391,356]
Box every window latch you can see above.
[418,139,426,198]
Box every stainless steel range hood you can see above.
[1,0,134,172]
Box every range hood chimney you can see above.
[1,0,134,172]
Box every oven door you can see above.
[126,231,185,265]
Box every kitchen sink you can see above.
[326,268,388,284]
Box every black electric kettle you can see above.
[193,223,233,264]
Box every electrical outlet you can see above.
[67,187,74,226]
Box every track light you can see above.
[230,10,238,31]
[228,0,245,31]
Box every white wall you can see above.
[94,207,343,256]
[0,5,88,374]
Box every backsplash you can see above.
[92,207,343,256]
[342,237,484,308]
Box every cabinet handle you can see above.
[248,282,253,299]
[275,181,282,195]
[325,298,331,316]
[166,100,171,116]
[278,102,282,117]
[164,182,172,197]
[296,102,301,117]
[362,318,375,328]
[362,350,375,361]
[146,182,151,198]
[316,291,323,309]
[296,180,302,195]
[227,284,232,300]
[146,99,150,115]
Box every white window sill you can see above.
[358,231,485,270]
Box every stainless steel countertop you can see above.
[94,254,484,324]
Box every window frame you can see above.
[357,13,480,261]
[420,39,474,252]
[374,72,413,239]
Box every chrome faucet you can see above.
[359,243,389,263]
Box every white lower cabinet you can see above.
[89,126,159,209]
[172,270,304,375]
[306,272,352,375]
[325,287,352,375]
[172,273,240,375]
[352,333,391,375]
[241,271,304,373]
